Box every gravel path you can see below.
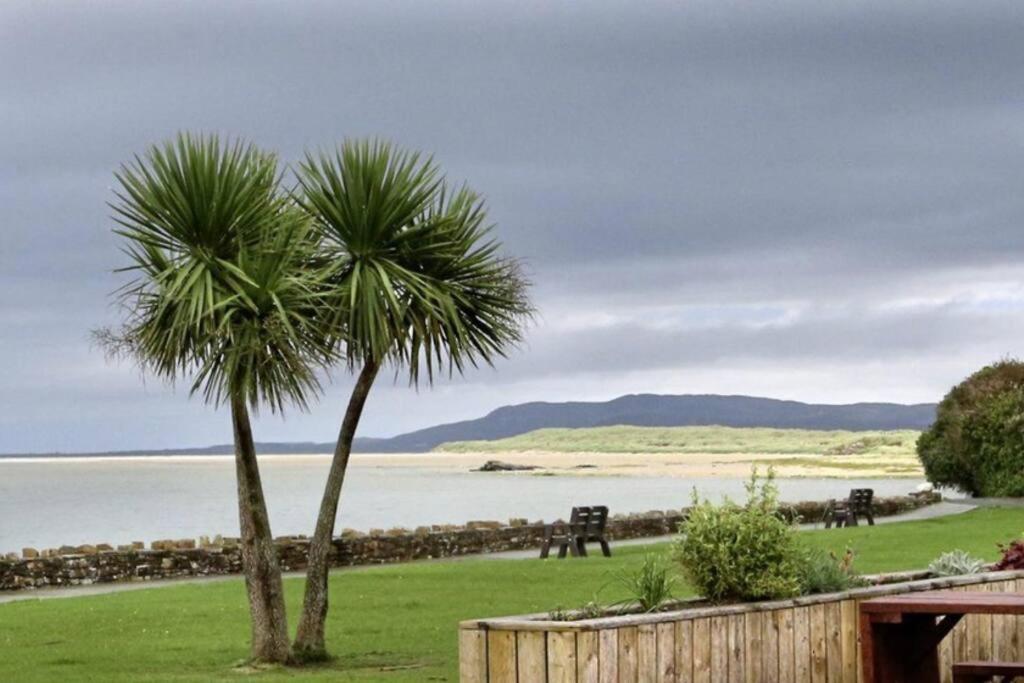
[0,500,977,605]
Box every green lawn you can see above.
[437,425,920,457]
[1,508,1020,682]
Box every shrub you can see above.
[994,537,1024,570]
[613,554,677,612]
[674,469,803,602]
[799,547,866,594]
[917,360,1024,496]
[927,550,987,577]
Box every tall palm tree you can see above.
[98,133,332,664]
[291,139,532,659]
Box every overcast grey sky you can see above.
[3,0,1024,453]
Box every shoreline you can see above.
[0,450,925,479]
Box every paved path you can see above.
[946,497,1024,508]
[0,500,977,606]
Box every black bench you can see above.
[539,506,612,559]
[952,660,1024,682]
[823,488,875,528]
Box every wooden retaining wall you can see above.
[459,570,1024,682]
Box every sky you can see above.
[3,0,1024,453]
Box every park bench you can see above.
[823,488,875,528]
[539,506,612,559]
[952,661,1024,682]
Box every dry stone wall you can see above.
[0,493,938,591]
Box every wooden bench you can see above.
[824,488,875,528]
[539,506,612,559]
[952,661,1024,682]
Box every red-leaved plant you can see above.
[994,536,1024,570]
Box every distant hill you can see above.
[356,394,936,452]
[0,394,936,458]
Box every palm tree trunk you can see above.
[231,395,292,664]
[292,359,380,660]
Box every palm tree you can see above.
[291,139,532,660]
[98,133,332,664]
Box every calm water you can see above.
[0,456,926,552]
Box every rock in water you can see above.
[473,460,539,472]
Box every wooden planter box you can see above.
[459,569,1024,682]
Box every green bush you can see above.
[673,470,803,602]
[917,360,1024,497]
[799,547,866,594]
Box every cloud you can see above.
[2,0,1024,451]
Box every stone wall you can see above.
[0,492,939,592]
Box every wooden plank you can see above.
[518,630,547,683]
[692,618,711,683]
[638,624,657,683]
[810,603,827,683]
[859,591,1024,614]
[938,624,953,683]
[656,622,677,683]
[710,616,729,683]
[460,628,488,683]
[824,602,842,683]
[577,631,600,683]
[1001,579,1020,661]
[976,584,994,660]
[488,630,518,683]
[965,612,981,660]
[794,606,812,683]
[548,631,577,683]
[727,615,745,682]
[676,620,694,683]
[840,601,858,683]
[744,611,762,683]
[777,608,796,683]
[619,627,639,683]
[1017,579,1024,666]
[599,629,619,683]
[763,608,781,682]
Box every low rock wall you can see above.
[0,492,939,591]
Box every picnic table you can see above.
[859,590,1024,682]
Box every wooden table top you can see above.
[861,590,1024,616]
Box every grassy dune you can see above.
[437,425,921,457]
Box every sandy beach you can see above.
[0,449,923,479]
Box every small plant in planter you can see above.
[799,547,867,594]
[547,599,605,622]
[994,535,1024,570]
[927,549,988,577]
[674,468,804,602]
[611,554,677,613]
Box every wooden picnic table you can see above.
[859,590,1024,682]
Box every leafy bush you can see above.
[927,550,987,577]
[917,360,1024,496]
[674,469,803,602]
[994,537,1024,570]
[613,554,677,612]
[799,547,866,594]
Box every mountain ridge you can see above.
[0,393,936,457]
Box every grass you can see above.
[437,425,921,457]
[1,508,1021,682]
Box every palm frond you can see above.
[100,132,336,413]
[295,138,533,384]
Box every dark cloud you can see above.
[3,0,1024,452]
